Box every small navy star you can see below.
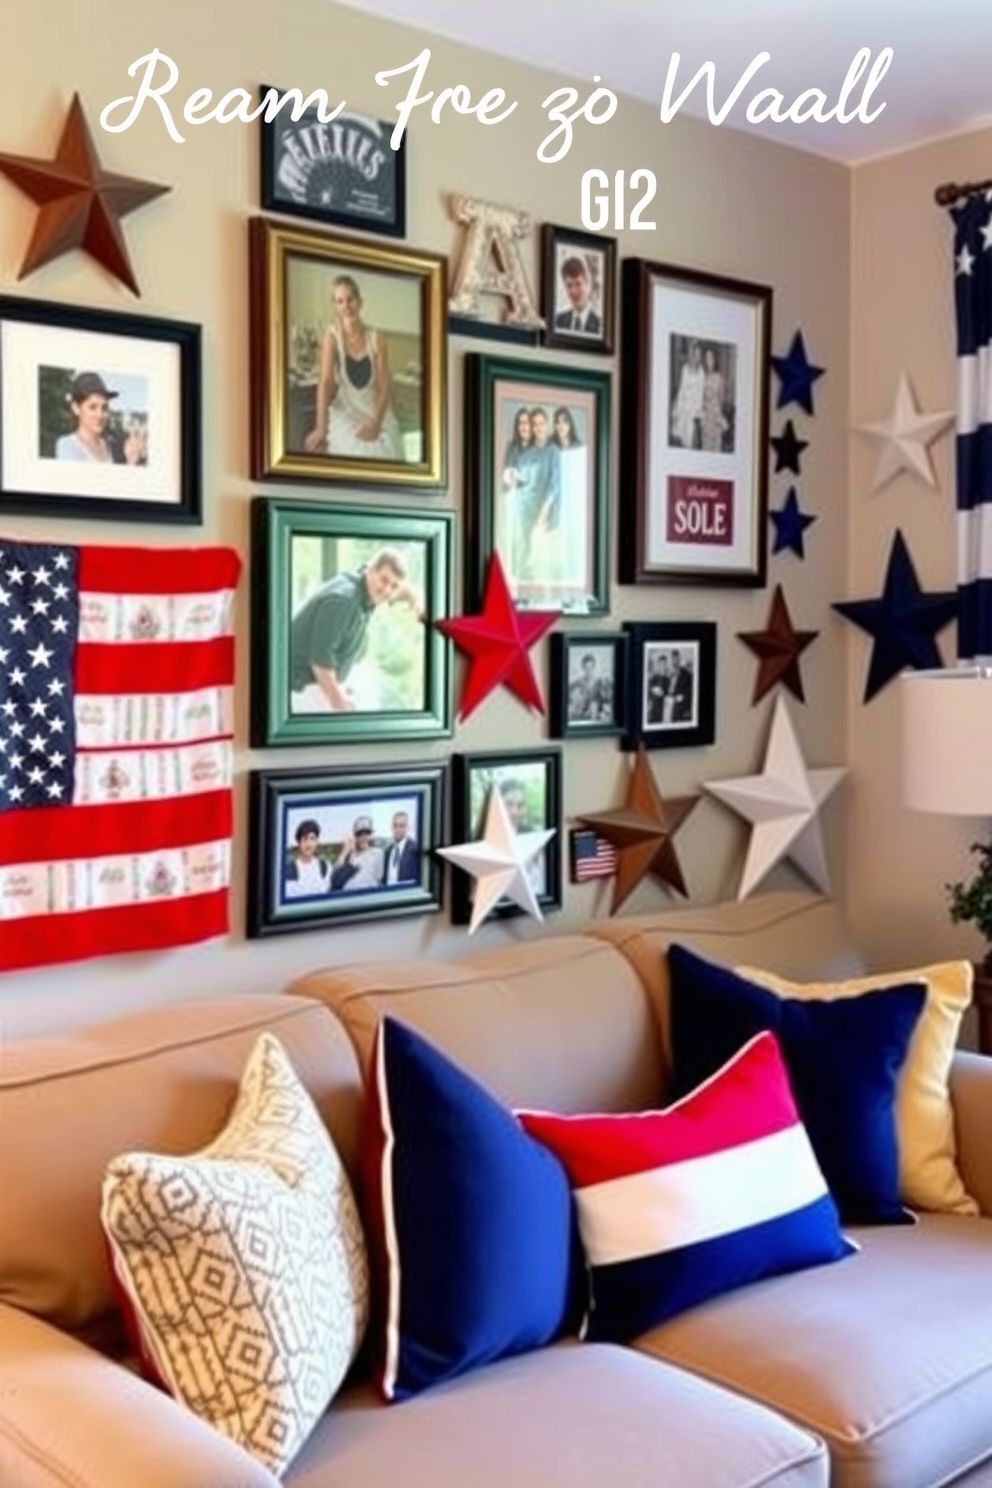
[771,331,825,416]
[770,487,817,559]
[770,419,809,475]
[832,529,958,702]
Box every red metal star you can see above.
[436,553,558,722]
[737,584,818,705]
[0,94,171,295]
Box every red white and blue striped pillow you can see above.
[518,1030,854,1342]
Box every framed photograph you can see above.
[622,621,717,751]
[247,760,445,937]
[465,353,610,614]
[251,497,453,746]
[259,89,406,237]
[451,748,562,924]
[249,216,446,487]
[0,295,200,523]
[619,258,772,586]
[549,631,628,739]
[541,224,616,354]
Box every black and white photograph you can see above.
[668,335,737,453]
[622,621,717,752]
[541,224,616,354]
[260,91,407,237]
[0,295,200,524]
[548,630,628,739]
[247,761,445,936]
[451,748,562,923]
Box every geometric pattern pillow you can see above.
[737,961,978,1216]
[101,1033,369,1478]
[519,1031,855,1343]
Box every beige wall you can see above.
[847,125,992,977]
[0,0,851,1037]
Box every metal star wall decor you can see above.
[737,583,818,705]
[438,786,554,934]
[575,747,699,914]
[832,528,958,702]
[771,331,825,416]
[769,487,817,559]
[0,93,171,295]
[704,694,847,900]
[435,552,557,722]
[770,419,809,475]
[856,373,954,492]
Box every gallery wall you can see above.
[0,0,851,1037]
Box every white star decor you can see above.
[703,695,847,900]
[856,373,954,492]
[438,787,554,934]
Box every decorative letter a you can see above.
[447,194,544,329]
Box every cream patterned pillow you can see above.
[102,1033,369,1478]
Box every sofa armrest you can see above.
[950,1051,992,1218]
[0,1303,278,1488]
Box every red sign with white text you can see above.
[666,476,735,547]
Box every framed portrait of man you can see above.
[540,224,616,355]
[548,631,628,739]
[251,497,453,746]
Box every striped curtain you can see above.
[952,192,992,662]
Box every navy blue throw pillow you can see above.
[369,1017,579,1400]
[666,944,927,1225]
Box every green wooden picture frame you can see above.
[251,496,454,746]
[464,353,612,615]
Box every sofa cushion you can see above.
[519,1032,852,1341]
[738,960,977,1216]
[633,1215,992,1488]
[286,1342,829,1488]
[102,1033,369,1478]
[667,944,927,1224]
[369,1017,577,1401]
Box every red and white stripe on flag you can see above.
[570,828,618,883]
[0,541,240,972]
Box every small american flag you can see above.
[0,538,239,973]
[570,828,618,884]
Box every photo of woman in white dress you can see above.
[303,274,404,461]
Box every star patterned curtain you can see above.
[951,191,992,662]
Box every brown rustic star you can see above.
[576,747,699,914]
[0,94,171,295]
[737,584,818,705]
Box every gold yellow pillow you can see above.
[737,961,977,1216]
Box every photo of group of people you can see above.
[565,644,617,727]
[668,334,737,454]
[280,795,422,905]
[642,643,699,732]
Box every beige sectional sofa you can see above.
[3,890,992,1488]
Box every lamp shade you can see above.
[901,668,992,814]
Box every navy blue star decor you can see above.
[770,419,809,475]
[770,487,816,559]
[771,332,825,416]
[832,530,959,702]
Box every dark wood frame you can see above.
[540,223,616,355]
[548,630,628,739]
[619,257,772,587]
[464,352,611,614]
[250,496,453,747]
[249,215,446,487]
[0,295,200,524]
[450,747,563,924]
[621,620,717,751]
[259,89,407,238]
[247,760,446,937]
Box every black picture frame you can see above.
[622,621,717,751]
[248,760,446,937]
[464,352,611,614]
[541,224,616,355]
[450,748,562,924]
[259,88,406,238]
[0,295,200,524]
[549,631,628,739]
[250,496,453,747]
[619,257,772,586]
